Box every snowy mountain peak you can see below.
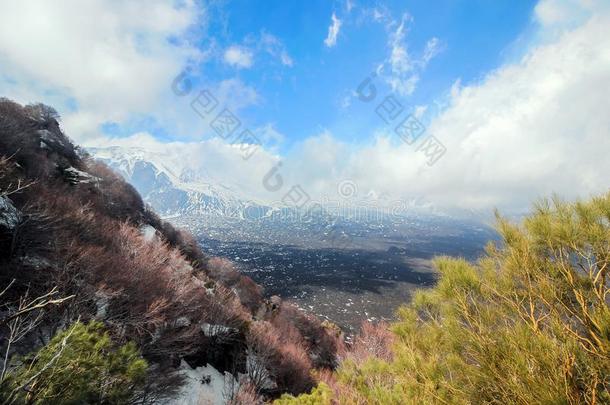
[88,146,269,218]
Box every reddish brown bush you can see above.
[344,320,394,365]
[208,257,240,284]
[84,160,145,222]
[227,381,263,405]
[246,321,313,395]
[0,98,340,403]
[272,302,341,369]
[207,257,263,313]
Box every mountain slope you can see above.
[0,99,340,403]
[90,146,271,219]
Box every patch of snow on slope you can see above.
[164,360,237,405]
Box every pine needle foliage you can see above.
[2,321,147,404]
[280,193,610,404]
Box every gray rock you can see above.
[0,195,21,230]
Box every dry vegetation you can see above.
[0,98,342,403]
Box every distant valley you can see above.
[91,146,497,332]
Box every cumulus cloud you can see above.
[223,45,254,68]
[400,0,610,211]
[324,13,342,47]
[3,0,608,216]
[92,0,610,215]
[0,0,202,141]
[287,0,610,214]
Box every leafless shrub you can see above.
[0,280,74,386]
[0,98,30,136]
[0,156,35,198]
[207,257,263,313]
[343,320,394,365]
[227,380,263,405]
[273,302,341,369]
[84,160,145,221]
[246,321,313,395]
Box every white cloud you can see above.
[215,78,259,110]
[88,132,281,203]
[422,37,442,65]
[324,13,342,48]
[0,0,202,141]
[259,32,293,66]
[223,45,254,68]
[224,32,293,68]
[148,77,260,143]
[89,0,610,215]
[254,123,285,148]
[287,1,610,214]
[280,52,294,67]
[535,0,574,25]
[380,13,442,96]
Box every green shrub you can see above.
[2,321,147,404]
[274,383,333,404]
[284,193,610,404]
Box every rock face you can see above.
[62,166,100,185]
[0,195,20,230]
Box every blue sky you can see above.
[1,0,609,213]
[155,0,539,149]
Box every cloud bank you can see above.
[0,0,202,140]
[113,0,609,215]
[1,0,609,215]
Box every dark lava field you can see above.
[193,215,497,334]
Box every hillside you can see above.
[0,99,342,404]
[4,97,608,405]
[277,193,610,404]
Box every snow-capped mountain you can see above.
[89,146,272,218]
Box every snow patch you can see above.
[94,290,112,319]
[163,360,237,405]
[201,323,237,337]
[140,224,158,242]
[37,129,66,147]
